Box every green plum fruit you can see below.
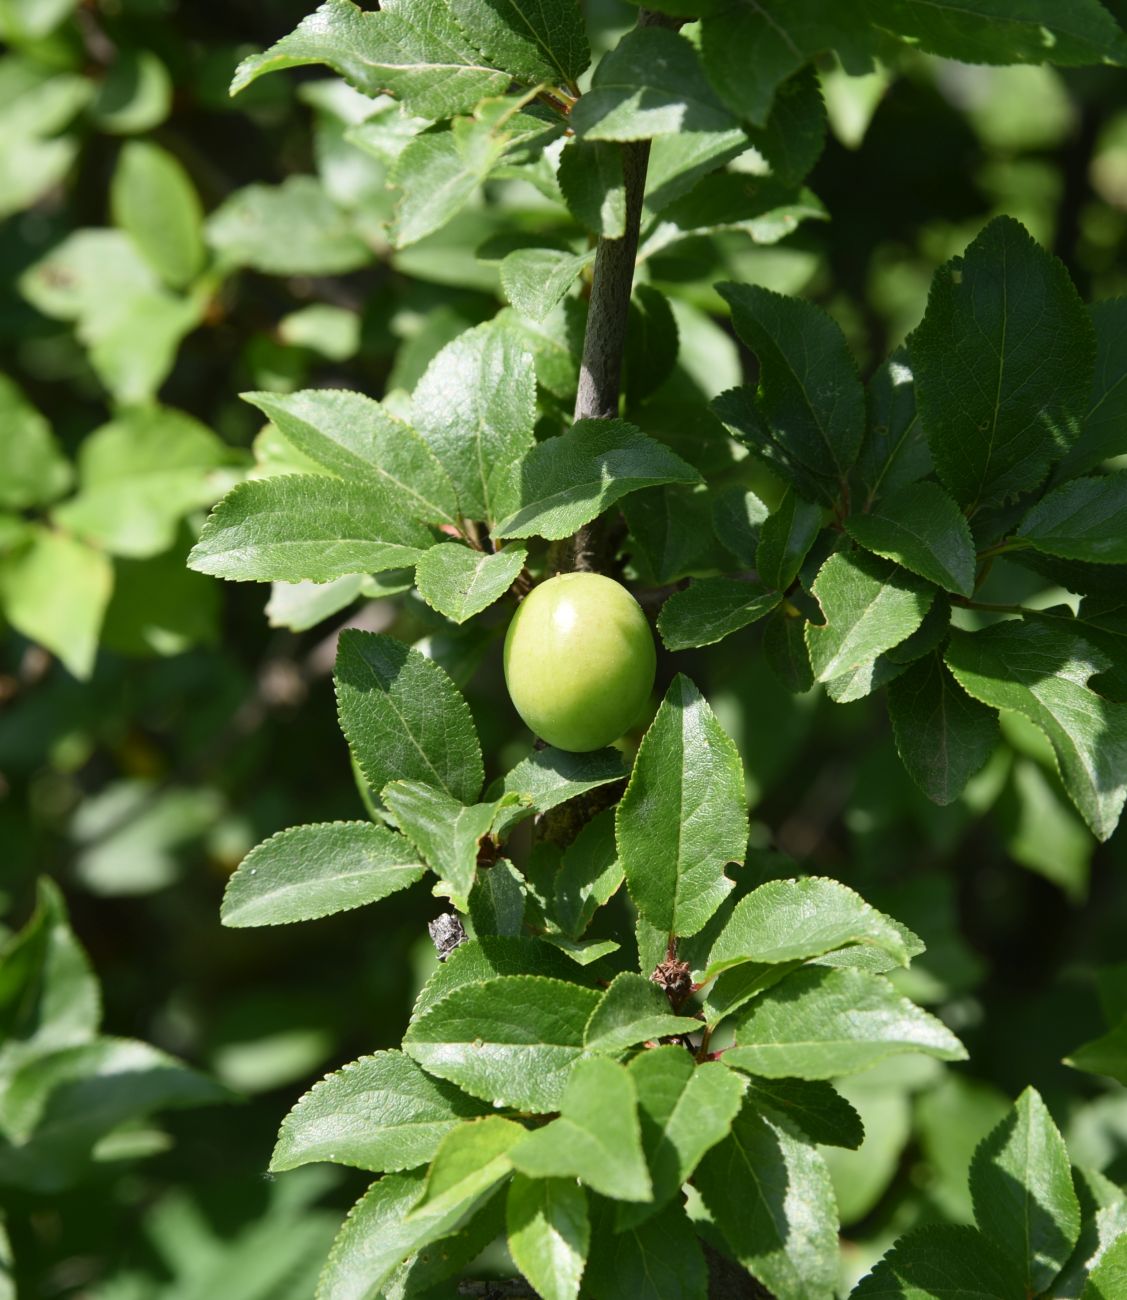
[503,572,656,752]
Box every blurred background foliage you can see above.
[2,0,1127,1295]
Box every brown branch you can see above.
[556,8,682,576]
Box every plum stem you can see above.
[559,8,682,575]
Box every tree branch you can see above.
[557,8,681,575]
[572,133,650,428]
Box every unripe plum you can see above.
[503,572,656,752]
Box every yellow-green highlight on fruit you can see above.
[503,572,656,752]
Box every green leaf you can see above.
[0,375,71,511]
[494,418,700,541]
[825,655,907,705]
[727,966,966,1079]
[0,1216,10,1300]
[0,527,112,680]
[335,631,484,806]
[1017,474,1127,564]
[886,593,953,665]
[470,859,526,938]
[585,1200,707,1300]
[507,1178,588,1300]
[207,176,368,275]
[318,1170,431,1300]
[945,620,1127,840]
[806,550,934,683]
[415,542,527,623]
[187,475,429,583]
[621,485,718,586]
[278,303,362,360]
[100,536,219,658]
[0,1038,226,1193]
[411,319,537,526]
[970,1087,1081,1293]
[1062,1180,1127,1299]
[383,781,513,908]
[870,0,1127,67]
[887,654,999,806]
[1009,551,1127,598]
[266,574,365,632]
[819,635,919,701]
[696,4,860,128]
[111,141,205,289]
[657,579,780,652]
[21,228,152,321]
[55,407,231,560]
[447,0,589,84]
[815,1075,908,1223]
[0,880,99,1076]
[90,48,171,135]
[742,65,826,186]
[572,27,736,141]
[703,877,915,981]
[846,481,976,596]
[624,286,681,408]
[1066,597,1127,698]
[764,608,815,694]
[20,229,202,405]
[557,140,626,238]
[554,809,624,939]
[757,489,825,591]
[390,119,507,248]
[1084,1233,1127,1300]
[851,1224,1026,1299]
[739,1076,864,1150]
[1062,299,1127,476]
[702,963,797,1030]
[509,1057,652,1202]
[271,1050,489,1174]
[493,747,626,837]
[230,0,511,119]
[1003,754,1090,900]
[617,675,748,938]
[0,0,80,44]
[547,937,622,966]
[242,389,459,526]
[707,488,769,569]
[403,975,601,1112]
[644,131,764,220]
[411,937,593,1022]
[220,822,425,928]
[400,101,560,247]
[642,173,828,256]
[619,1047,746,1229]
[318,1164,496,1300]
[852,348,931,507]
[384,1197,503,1300]
[408,1115,524,1219]
[1066,1019,1127,1083]
[500,248,594,322]
[0,70,86,219]
[909,216,1094,508]
[715,283,865,503]
[582,974,690,1057]
[695,1101,839,1300]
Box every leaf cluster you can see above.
[219,624,973,1296]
